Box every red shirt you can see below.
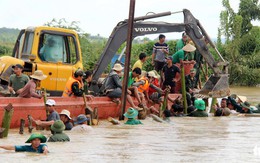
[148,78,160,96]
[17,79,42,99]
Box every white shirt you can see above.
[71,124,93,133]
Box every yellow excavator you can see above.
[0,9,229,97]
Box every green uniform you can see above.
[187,110,208,117]
[172,49,185,64]
[125,118,143,125]
[127,72,134,87]
[9,74,29,91]
[48,133,70,142]
[176,39,185,51]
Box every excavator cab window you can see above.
[66,36,77,64]
[39,34,67,63]
[38,33,78,64]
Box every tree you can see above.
[219,0,260,86]
[238,0,260,36]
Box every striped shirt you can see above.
[153,42,169,62]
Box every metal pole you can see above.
[119,0,136,120]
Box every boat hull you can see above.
[0,94,180,128]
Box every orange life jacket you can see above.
[62,77,83,97]
[137,77,149,93]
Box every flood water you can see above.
[1,86,260,162]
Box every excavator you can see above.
[0,9,229,97]
[90,9,230,97]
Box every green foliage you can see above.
[0,45,12,56]
[79,34,107,71]
[0,27,20,43]
[44,18,83,33]
[0,27,19,56]
[238,0,260,35]
[219,0,260,86]
[239,26,260,55]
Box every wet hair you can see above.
[187,105,196,114]
[163,109,171,117]
[175,99,182,105]
[84,70,93,79]
[222,98,228,101]
[215,108,223,116]
[176,105,184,112]
[132,67,142,75]
[139,53,146,60]
[172,104,183,112]
[159,34,165,40]
[227,100,233,106]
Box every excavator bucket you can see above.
[199,74,230,98]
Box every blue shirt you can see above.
[47,111,60,121]
[15,144,47,153]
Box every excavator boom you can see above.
[90,9,230,97]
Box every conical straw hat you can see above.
[182,44,196,52]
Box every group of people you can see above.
[32,99,93,134]
[1,32,259,154]
[7,63,94,100]
[104,33,202,117]
[0,98,93,154]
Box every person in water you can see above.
[187,99,208,117]
[59,109,73,130]
[240,101,253,114]
[124,108,143,125]
[0,133,48,154]
[48,120,70,142]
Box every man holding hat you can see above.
[187,99,208,117]
[59,109,73,130]
[48,120,70,142]
[17,70,47,98]
[172,44,196,64]
[0,133,48,154]
[104,63,140,109]
[162,56,181,93]
[8,64,29,97]
[227,95,247,113]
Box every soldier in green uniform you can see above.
[48,120,70,142]
[124,108,143,125]
[187,99,208,117]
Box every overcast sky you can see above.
[0,0,258,40]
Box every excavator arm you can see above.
[91,9,229,97]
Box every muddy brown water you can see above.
[230,86,260,105]
[1,86,260,162]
